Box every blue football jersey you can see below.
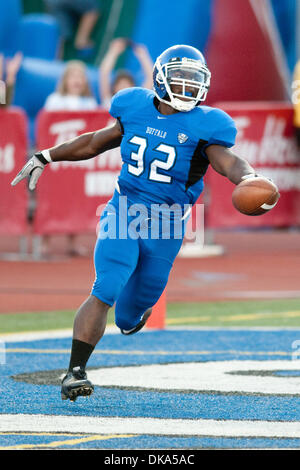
[109,87,237,209]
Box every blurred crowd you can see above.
[1,38,153,111]
[44,37,153,112]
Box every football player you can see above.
[12,45,260,401]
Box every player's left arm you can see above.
[206,144,256,185]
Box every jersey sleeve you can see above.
[109,90,126,118]
[109,87,142,119]
[208,109,237,148]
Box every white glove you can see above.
[11,152,50,190]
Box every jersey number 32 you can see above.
[127,136,176,184]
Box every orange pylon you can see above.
[146,290,166,329]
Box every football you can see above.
[232,177,280,216]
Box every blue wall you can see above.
[125,0,213,81]
[0,0,22,55]
[131,0,213,58]
[271,0,298,73]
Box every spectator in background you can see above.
[44,60,98,110]
[0,52,23,108]
[44,0,101,57]
[292,59,300,149]
[43,60,98,257]
[99,38,153,109]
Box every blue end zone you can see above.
[1,329,300,449]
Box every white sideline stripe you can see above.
[2,325,300,343]
[0,329,73,342]
[221,291,300,299]
[168,326,300,331]
[0,326,119,343]
[1,415,300,438]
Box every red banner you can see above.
[0,107,28,235]
[206,103,300,228]
[35,110,121,234]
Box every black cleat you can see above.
[61,366,94,402]
[120,309,152,335]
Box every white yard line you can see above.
[2,326,300,343]
[0,326,119,343]
[221,291,300,299]
[1,414,300,438]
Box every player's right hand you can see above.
[11,153,46,190]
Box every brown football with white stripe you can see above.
[232,177,280,216]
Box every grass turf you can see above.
[0,299,299,333]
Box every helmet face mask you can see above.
[153,45,211,112]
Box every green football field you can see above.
[0,298,299,334]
